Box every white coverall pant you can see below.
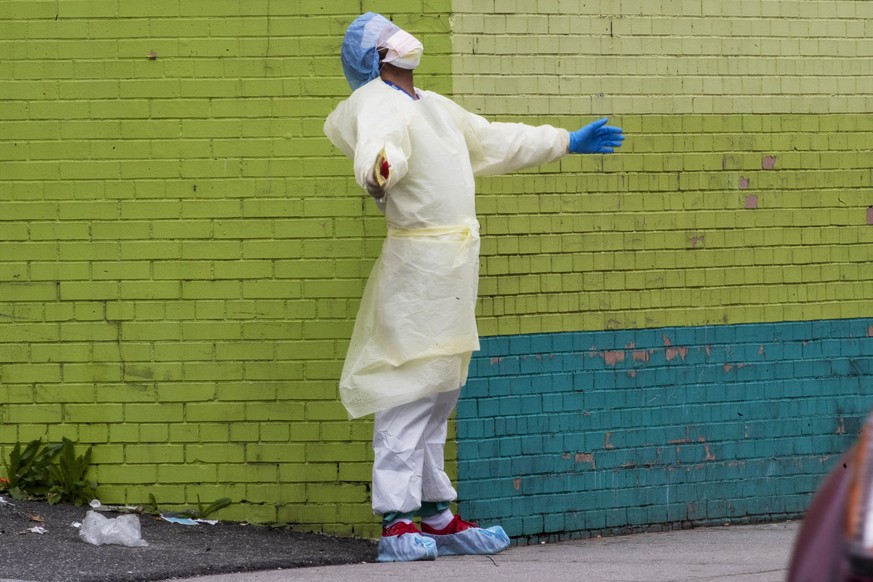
[372,388,460,521]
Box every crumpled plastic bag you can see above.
[79,510,148,547]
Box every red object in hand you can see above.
[379,158,390,180]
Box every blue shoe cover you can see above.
[377,532,437,562]
[423,525,510,556]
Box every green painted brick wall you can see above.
[0,1,452,538]
[452,0,873,336]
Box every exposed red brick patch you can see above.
[705,445,716,461]
[575,453,595,468]
[602,350,625,366]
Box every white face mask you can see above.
[379,29,423,70]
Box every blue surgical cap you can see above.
[341,12,395,91]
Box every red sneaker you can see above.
[382,520,421,537]
[420,514,478,535]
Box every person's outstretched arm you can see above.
[432,93,624,176]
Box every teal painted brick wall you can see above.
[457,318,873,540]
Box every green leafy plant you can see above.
[182,495,232,520]
[144,493,160,515]
[45,438,96,506]
[147,493,232,520]
[2,439,63,500]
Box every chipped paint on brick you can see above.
[602,350,625,366]
[575,453,595,468]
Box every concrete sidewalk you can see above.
[167,521,799,582]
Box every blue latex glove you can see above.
[569,118,624,154]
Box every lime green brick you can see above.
[183,362,243,382]
[186,444,245,464]
[31,342,91,363]
[93,342,151,364]
[168,424,201,443]
[138,424,170,442]
[244,362,304,381]
[200,424,231,442]
[15,425,49,442]
[305,442,369,463]
[0,281,57,301]
[275,340,338,361]
[213,260,272,279]
[260,424,290,442]
[4,405,63,423]
[181,281,241,299]
[337,462,371,482]
[225,300,286,320]
[278,462,337,484]
[1,343,30,364]
[186,403,246,422]
[65,404,124,423]
[303,401,348,422]
[126,444,185,464]
[92,261,151,280]
[306,483,368,504]
[154,342,213,361]
[245,485,305,508]
[119,281,181,299]
[320,422,351,441]
[85,444,125,465]
[245,402,304,422]
[246,444,305,463]
[193,301,227,319]
[222,503,277,524]
[216,382,278,401]
[181,322,242,340]
[278,503,337,526]
[158,464,219,483]
[57,282,117,301]
[182,241,243,260]
[218,464,279,483]
[97,465,158,485]
[157,383,216,403]
[0,223,28,241]
[77,423,109,443]
[127,484,189,505]
[215,342,273,361]
[153,261,213,280]
[62,363,124,383]
[125,403,185,423]
[115,322,174,341]
[91,221,150,240]
[228,423,260,442]
[1,363,62,384]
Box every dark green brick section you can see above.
[456,318,873,541]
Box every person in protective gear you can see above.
[324,12,624,563]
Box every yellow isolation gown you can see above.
[324,79,569,418]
